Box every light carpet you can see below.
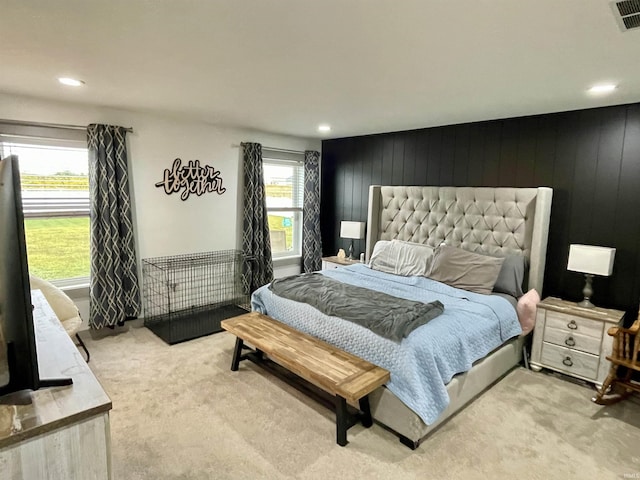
[81,325,640,480]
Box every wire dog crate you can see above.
[142,250,249,344]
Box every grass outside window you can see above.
[24,216,90,281]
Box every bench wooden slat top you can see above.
[221,312,390,405]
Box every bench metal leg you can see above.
[335,395,348,446]
[359,396,372,428]
[231,337,244,371]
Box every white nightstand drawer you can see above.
[541,343,599,380]
[322,261,340,270]
[543,326,602,356]
[545,311,604,339]
[321,256,360,270]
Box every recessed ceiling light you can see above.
[58,77,85,87]
[588,84,617,94]
[318,124,331,133]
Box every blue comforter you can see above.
[251,264,521,425]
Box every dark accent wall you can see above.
[321,103,640,320]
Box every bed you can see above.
[253,185,553,448]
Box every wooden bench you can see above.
[221,312,390,446]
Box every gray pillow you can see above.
[492,254,526,298]
[427,246,504,295]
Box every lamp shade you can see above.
[567,244,615,276]
[340,221,365,240]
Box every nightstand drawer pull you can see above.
[567,320,578,330]
[562,356,573,367]
[564,336,576,347]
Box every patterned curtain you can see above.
[303,150,322,272]
[87,124,141,329]
[241,142,273,293]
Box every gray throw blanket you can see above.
[268,273,444,342]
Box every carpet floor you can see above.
[81,325,640,480]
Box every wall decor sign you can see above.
[155,158,226,201]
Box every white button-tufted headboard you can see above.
[365,186,553,293]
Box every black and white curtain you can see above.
[241,142,273,293]
[87,124,141,329]
[303,150,322,272]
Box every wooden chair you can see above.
[592,313,640,405]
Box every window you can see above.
[0,140,90,285]
[263,156,304,258]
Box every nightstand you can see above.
[321,256,360,270]
[530,297,625,387]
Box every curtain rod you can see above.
[0,133,86,143]
[0,119,134,133]
[232,143,305,155]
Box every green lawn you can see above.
[24,217,90,281]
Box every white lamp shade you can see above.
[567,244,615,276]
[340,221,365,240]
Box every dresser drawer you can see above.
[543,326,602,355]
[541,343,599,380]
[322,261,339,270]
[545,310,604,339]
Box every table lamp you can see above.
[340,221,365,260]
[567,244,615,308]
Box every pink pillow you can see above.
[516,288,540,336]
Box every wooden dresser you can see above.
[530,297,625,387]
[0,290,112,480]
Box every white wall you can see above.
[0,93,320,324]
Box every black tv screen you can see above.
[0,155,40,396]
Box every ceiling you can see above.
[1,0,639,139]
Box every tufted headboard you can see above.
[365,186,553,293]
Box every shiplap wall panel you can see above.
[321,103,640,319]
[545,112,578,297]
[466,124,484,185]
[452,125,468,186]
[498,121,518,185]
[617,105,640,310]
[482,123,502,186]
[534,117,558,188]
[426,129,441,186]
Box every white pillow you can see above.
[369,240,395,273]
[370,239,435,277]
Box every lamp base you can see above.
[348,241,354,260]
[577,299,595,309]
[577,273,595,309]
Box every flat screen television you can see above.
[0,155,71,397]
